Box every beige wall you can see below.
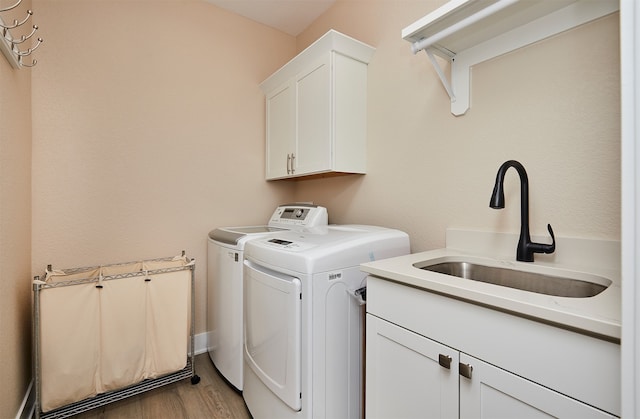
[0,0,33,416]
[31,0,297,340]
[292,1,620,253]
[2,0,620,416]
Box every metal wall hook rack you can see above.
[0,0,42,68]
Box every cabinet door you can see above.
[459,353,615,419]
[295,57,331,175]
[265,81,295,179]
[366,315,459,419]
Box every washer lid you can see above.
[209,226,287,245]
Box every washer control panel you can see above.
[268,204,328,229]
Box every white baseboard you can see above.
[15,380,34,419]
[193,331,211,355]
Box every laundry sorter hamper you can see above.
[32,253,200,419]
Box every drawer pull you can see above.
[459,362,473,379]
[438,354,452,369]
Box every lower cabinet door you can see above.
[366,315,458,419]
[459,353,615,419]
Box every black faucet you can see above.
[489,160,556,262]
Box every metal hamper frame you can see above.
[32,252,200,419]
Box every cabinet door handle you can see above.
[290,153,295,174]
[438,354,452,369]
[287,154,291,174]
[459,362,473,379]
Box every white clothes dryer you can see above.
[242,225,410,419]
[207,204,328,391]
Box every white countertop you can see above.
[361,229,621,341]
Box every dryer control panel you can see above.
[268,204,328,229]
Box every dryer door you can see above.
[243,260,302,411]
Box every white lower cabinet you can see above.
[365,275,619,418]
[367,315,614,419]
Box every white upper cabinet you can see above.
[403,0,619,115]
[261,30,375,180]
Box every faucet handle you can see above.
[543,224,556,254]
[530,224,556,255]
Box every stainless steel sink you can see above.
[416,261,610,298]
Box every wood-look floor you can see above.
[72,354,251,419]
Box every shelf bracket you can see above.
[425,48,455,103]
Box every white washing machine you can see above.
[242,225,410,419]
[207,204,328,391]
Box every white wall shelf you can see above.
[402,0,619,116]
